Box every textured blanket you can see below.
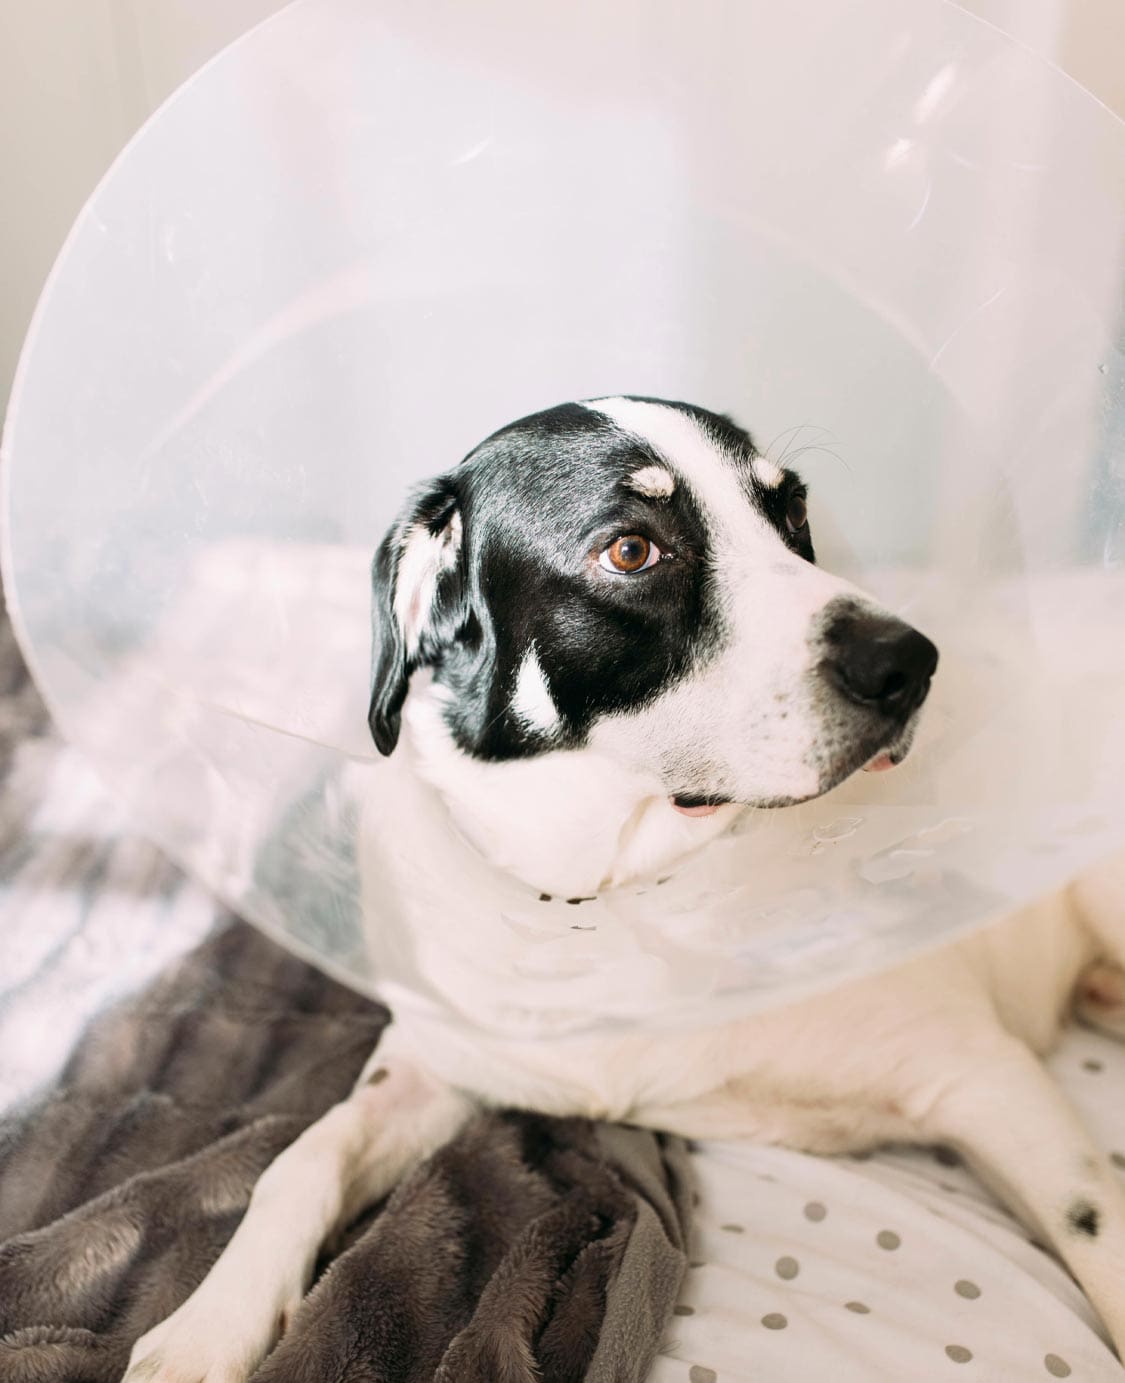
[0,600,690,1382]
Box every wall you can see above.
[0,0,290,419]
[959,0,1125,119]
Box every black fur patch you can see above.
[1067,1199,1100,1237]
[368,397,814,759]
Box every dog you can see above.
[125,396,1125,1379]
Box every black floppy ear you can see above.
[368,477,464,755]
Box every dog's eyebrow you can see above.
[751,456,785,489]
[625,465,676,499]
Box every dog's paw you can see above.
[123,1290,299,1383]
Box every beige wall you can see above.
[960,0,1125,119]
[1058,0,1125,119]
[0,0,1122,424]
[0,0,289,419]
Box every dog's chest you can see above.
[350,743,749,1039]
[350,733,1094,1139]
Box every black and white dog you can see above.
[127,397,1125,1379]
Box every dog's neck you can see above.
[400,681,742,899]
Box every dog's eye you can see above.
[599,535,662,574]
[785,493,809,534]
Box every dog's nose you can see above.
[821,604,938,716]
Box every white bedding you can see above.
[652,1025,1125,1381]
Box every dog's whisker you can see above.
[766,422,838,472]
[779,441,853,475]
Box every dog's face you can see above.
[368,396,937,811]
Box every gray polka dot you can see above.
[934,1146,961,1167]
[762,1312,788,1330]
[673,1304,695,1316]
[1044,1355,1071,1378]
[775,1256,799,1280]
[845,1301,871,1314]
[720,1223,744,1234]
[1111,1151,1125,1169]
[689,1369,717,1383]
[945,1345,973,1364]
[804,1201,827,1222]
[954,1279,981,1299]
[1083,1058,1104,1073]
[876,1229,901,1250]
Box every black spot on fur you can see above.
[1067,1199,1100,1237]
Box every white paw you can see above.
[123,1288,297,1383]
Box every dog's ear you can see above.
[368,477,464,755]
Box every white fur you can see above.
[584,397,755,546]
[752,455,785,488]
[581,397,866,804]
[510,643,560,735]
[398,677,735,901]
[393,511,462,656]
[626,463,676,498]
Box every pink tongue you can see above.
[863,753,896,773]
[672,801,721,817]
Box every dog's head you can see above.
[368,396,936,813]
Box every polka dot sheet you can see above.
[649,1023,1125,1381]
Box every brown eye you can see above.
[786,493,809,534]
[599,534,661,573]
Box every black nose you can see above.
[821,603,939,717]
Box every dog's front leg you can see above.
[917,1035,1125,1358]
[124,1053,472,1383]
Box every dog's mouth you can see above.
[861,715,920,775]
[862,751,898,773]
[671,716,922,817]
[838,717,920,787]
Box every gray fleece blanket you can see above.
[0,600,691,1382]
